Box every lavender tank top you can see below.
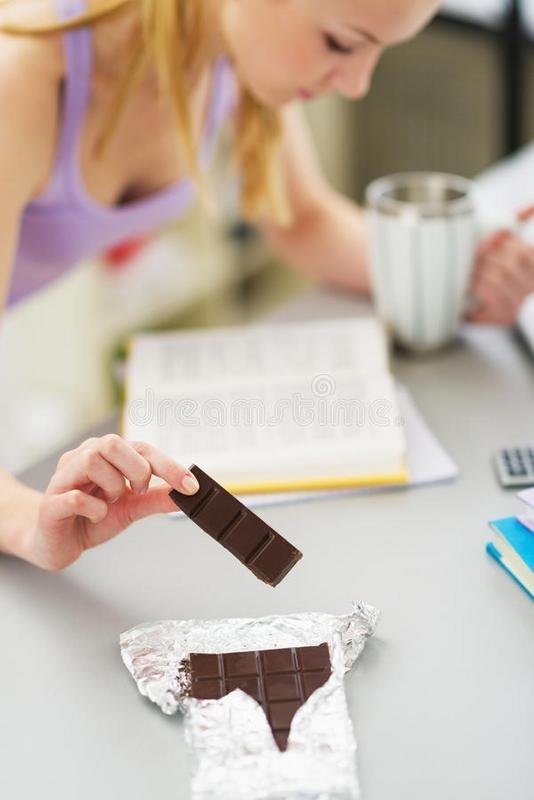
[6,0,237,308]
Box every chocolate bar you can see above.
[169,465,302,586]
[186,643,331,751]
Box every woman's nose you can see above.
[329,48,381,100]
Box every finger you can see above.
[483,249,534,299]
[469,308,516,325]
[126,440,200,494]
[517,205,534,224]
[469,283,518,325]
[511,244,534,279]
[504,264,534,297]
[51,435,200,498]
[48,449,127,503]
[40,489,109,526]
[468,294,517,325]
[485,232,523,261]
[519,249,534,289]
[474,276,519,318]
[500,236,528,262]
[471,268,520,319]
[114,483,185,527]
[476,243,528,286]
[476,229,512,261]
[54,437,102,472]
[59,434,151,495]
[55,435,150,495]
[472,233,515,282]
[97,434,154,494]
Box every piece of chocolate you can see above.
[169,465,302,587]
[187,643,331,751]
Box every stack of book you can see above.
[487,488,534,601]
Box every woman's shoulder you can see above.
[0,0,65,75]
[0,26,64,134]
[0,10,65,200]
[0,2,65,83]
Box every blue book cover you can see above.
[487,517,534,602]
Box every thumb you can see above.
[121,483,193,523]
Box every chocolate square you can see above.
[264,674,300,702]
[301,671,330,699]
[192,488,242,541]
[223,651,258,676]
[248,535,301,586]
[189,653,220,678]
[261,648,295,674]
[296,643,330,670]
[268,699,302,730]
[221,516,272,563]
[191,678,223,699]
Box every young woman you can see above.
[2,0,517,572]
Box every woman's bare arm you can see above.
[0,32,64,558]
[259,103,371,295]
[0,29,63,306]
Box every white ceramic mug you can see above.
[366,172,477,352]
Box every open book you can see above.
[121,317,408,494]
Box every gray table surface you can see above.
[1,287,533,800]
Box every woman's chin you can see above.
[241,78,288,109]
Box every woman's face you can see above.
[220,0,440,107]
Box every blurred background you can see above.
[2,0,533,473]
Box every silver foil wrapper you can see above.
[120,602,378,800]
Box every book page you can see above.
[127,317,389,393]
[124,317,406,487]
[125,373,405,479]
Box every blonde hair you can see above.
[0,0,291,226]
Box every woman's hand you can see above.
[468,207,534,326]
[23,434,199,571]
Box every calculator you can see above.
[494,447,534,488]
